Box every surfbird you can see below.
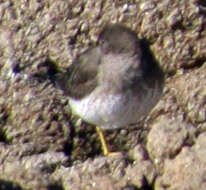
[54,24,164,155]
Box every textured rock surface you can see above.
[53,147,155,190]
[155,132,206,190]
[147,115,189,164]
[0,0,206,189]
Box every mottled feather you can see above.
[55,47,101,99]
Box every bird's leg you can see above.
[95,126,110,156]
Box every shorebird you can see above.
[54,24,164,155]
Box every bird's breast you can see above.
[69,80,162,130]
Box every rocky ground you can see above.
[0,0,206,189]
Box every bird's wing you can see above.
[55,47,101,99]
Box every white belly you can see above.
[69,84,160,130]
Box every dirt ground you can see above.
[0,0,206,189]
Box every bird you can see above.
[54,24,164,155]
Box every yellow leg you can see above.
[95,126,110,156]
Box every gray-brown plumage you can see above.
[56,24,163,100]
[55,47,101,99]
[54,24,164,154]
